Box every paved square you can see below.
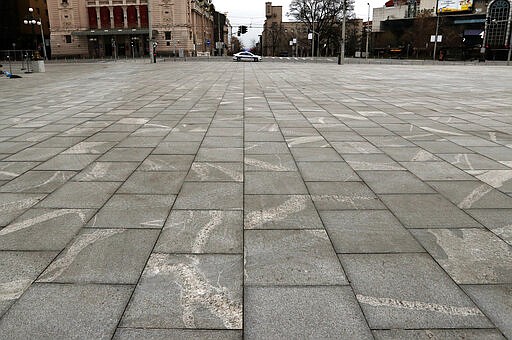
[0,61,511,337]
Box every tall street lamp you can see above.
[23,7,47,60]
[366,3,371,60]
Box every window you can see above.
[65,35,72,43]
[165,31,171,40]
[62,0,68,4]
[487,0,510,48]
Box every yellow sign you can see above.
[437,0,473,13]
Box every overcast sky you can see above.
[213,0,384,47]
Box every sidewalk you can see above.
[0,61,510,339]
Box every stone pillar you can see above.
[123,6,128,28]
[110,6,114,28]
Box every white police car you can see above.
[233,51,262,62]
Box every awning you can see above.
[72,28,153,36]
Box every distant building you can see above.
[262,1,363,57]
[46,0,228,58]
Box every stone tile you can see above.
[155,210,242,254]
[152,141,201,155]
[0,193,44,226]
[473,170,512,193]
[245,172,307,194]
[98,147,153,162]
[74,162,138,181]
[340,253,492,329]
[117,136,163,148]
[463,284,512,339]
[0,208,95,250]
[411,228,512,284]
[38,228,158,284]
[0,171,75,193]
[244,194,323,229]
[0,283,132,339]
[414,141,472,154]
[289,147,344,162]
[0,251,56,316]
[380,147,438,162]
[307,182,385,210]
[332,141,381,154]
[245,229,346,285]
[380,194,481,228]
[244,154,297,171]
[174,182,243,209]
[469,146,512,162]
[428,181,512,209]
[37,182,119,208]
[244,142,289,154]
[344,154,405,171]
[321,210,423,253]
[0,162,39,180]
[358,171,435,194]
[373,329,505,339]
[4,147,65,162]
[138,155,195,171]
[244,286,372,339]
[113,329,242,340]
[286,135,330,148]
[87,194,175,229]
[118,171,186,194]
[466,209,512,245]
[196,148,243,162]
[34,154,100,171]
[202,137,242,148]
[121,254,242,329]
[62,141,117,154]
[297,161,360,181]
[437,153,509,170]
[401,161,474,181]
[187,162,243,182]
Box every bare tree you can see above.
[265,22,285,56]
[288,0,355,55]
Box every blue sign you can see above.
[206,40,211,46]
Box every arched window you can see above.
[113,6,124,28]
[487,0,510,48]
[100,7,110,28]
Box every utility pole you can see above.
[311,6,315,58]
[340,0,346,64]
[148,0,154,63]
[366,3,370,60]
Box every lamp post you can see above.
[366,3,371,60]
[340,0,346,64]
[23,7,47,60]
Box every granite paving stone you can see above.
[0,171,75,193]
[155,210,242,254]
[308,181,385,210]
[0,208,96,250]
[373,329,506,339]
[358,170,435,194]
[243,194,323,229]
[297,161,360,181]
[2,61,512,338]
[174,182,243,210]
[462,284,512,339]
[244,286,372,339]
[0,193,45,226]
[74,162,139,181]
[0,251,57,316]
[37,228,159,284]
[411,228,512,284]
[245,229,347,285]
[37,181,119,208]
[380,194,482,228]
[321,210,423,253]
[466,208,512,245]
[121,254,242,329]
[87,194,175,229]
[340,253,493,329]
[245,172,308,194]
[118,171,186,194]
[0,283,132,339]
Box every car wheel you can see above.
[254,58,258,62]
[237,57,241,62]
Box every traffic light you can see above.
[241,25,248,34]
[237,27,241,36]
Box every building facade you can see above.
[47,0,220,58]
